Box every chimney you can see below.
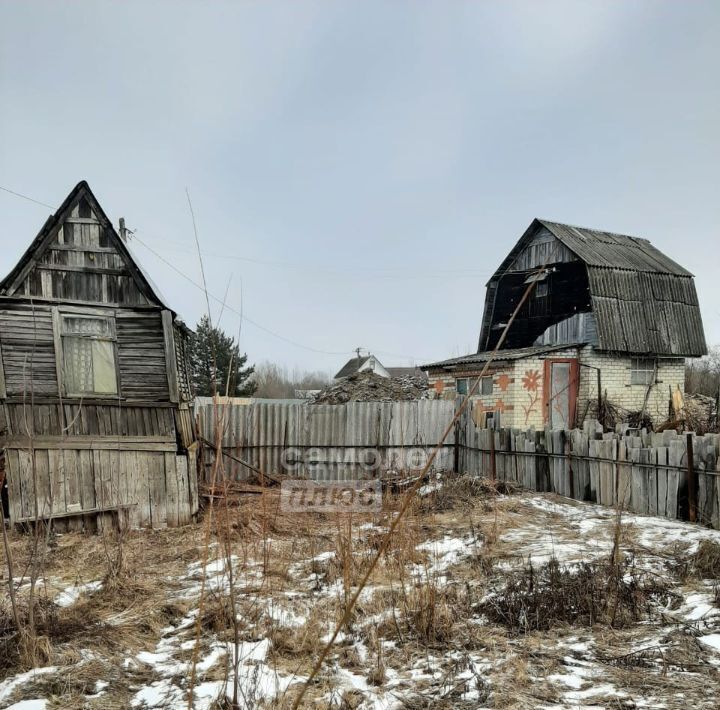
[119,217,127,242]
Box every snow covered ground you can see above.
[2,488,720,708]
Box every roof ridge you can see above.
[537,218,651,244]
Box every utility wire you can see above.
[0,185,56,210]
[0,182,438,361]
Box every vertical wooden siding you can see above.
[4,447,198,529]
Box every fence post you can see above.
[490,430,496,482]
[687,432,697,523]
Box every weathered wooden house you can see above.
[424,219,707,429]
[0,181,198,529]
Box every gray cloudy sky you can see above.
[1,1,718,374]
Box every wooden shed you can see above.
[0,181,198,529]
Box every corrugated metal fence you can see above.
[196,399,456,482]
[196,398,720,529]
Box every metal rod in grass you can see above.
[290,267,546,708]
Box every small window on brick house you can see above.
[630,358,656,386]
[481,376,493,395]
[455,378,468,395]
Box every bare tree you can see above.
[252,361,330,399]
[686,345,720,398]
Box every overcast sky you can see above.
[1,1,718,375]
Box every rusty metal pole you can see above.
[687,432,697,523]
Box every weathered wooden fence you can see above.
[196,398,720,529]
[458,409,720,529]
[196,399,456,482]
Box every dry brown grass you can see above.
[4,481,720,708]
[479,555,677,633]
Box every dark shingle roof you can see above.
[334,356,372,379]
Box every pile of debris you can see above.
[659,392,719,434]
[310,370,430,404]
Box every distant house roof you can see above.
[479,218,706,358]
[334,355,372,379]
[423,344,574,372]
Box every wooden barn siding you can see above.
[116,311,170,401]
[3,403,175,437]
[16,218,150,306]
[4,447,198,529]
[0,305,170,403]
[0,305,58,396]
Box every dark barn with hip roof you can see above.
[0,181,198,530]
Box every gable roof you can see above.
[334,355,372,379]
[0,181,169,309]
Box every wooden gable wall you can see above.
[10,195,152,306]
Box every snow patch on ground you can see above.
[54,580,103,607]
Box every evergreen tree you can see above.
[188,315,256,397]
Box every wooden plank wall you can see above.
[4,446,198,530]
[0,304,170,403]
[196,400,456,482]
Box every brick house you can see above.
[423,219,706,429]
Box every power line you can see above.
[0,182,436,361]
[130,234,355,356]
[0,185,56,210]
[134,237,494,279]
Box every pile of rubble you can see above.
[310,370,430,404]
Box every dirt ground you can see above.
[2,478,720,709]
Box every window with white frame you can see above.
[60,313,118,395]
[455,378,468,395]
[630,358,656,386]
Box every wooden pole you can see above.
[490,429,496,482]
[687,432,697,523]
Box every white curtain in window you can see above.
[64,317,111,336]
[63,336,94,393]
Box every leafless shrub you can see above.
[479,556,675,633]
[671,539,720,582]
[417,475,518,514]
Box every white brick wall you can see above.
[427,346,686,428]
[577,347,684,425]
